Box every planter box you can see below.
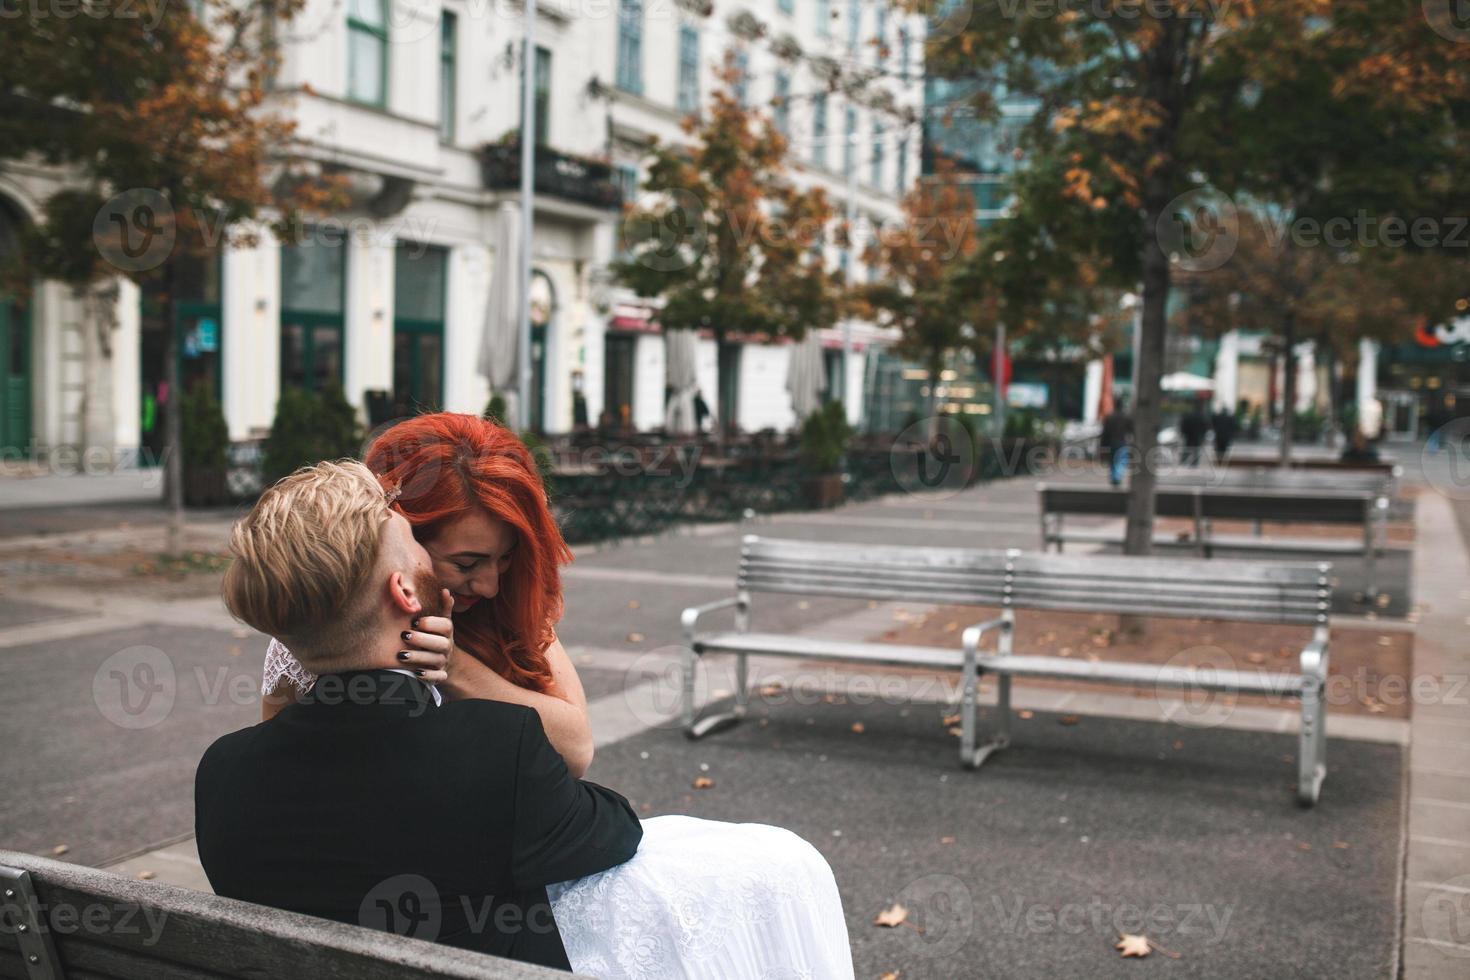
[801,472,845,510]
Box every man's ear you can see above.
[386,572,423,617]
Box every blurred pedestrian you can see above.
[1099,399,1133,487]
[1211,405,1238,459]
[1180,400,1209,466]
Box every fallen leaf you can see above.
[1016,709,1034,720]
[1246,652,1266,665]
[1297,842,1312,851]
[947,726,963,737]
[879,972,900,980]
[942,713,962,727]
[873,904,908,928]
[851,722,866,734]
[1116,933,1151,958]
[1332,841,1350,849]
[1172,740,1184,750]
[939,836,956,845]
[798,600,810,610]
[626,632,644,643]
[627,599,640,609]
[1059,646,1074,657]
[136,870,156,881]
[52,845,68,856]
[692,777,714,789]
[1376,636,1392,647]
[758,683,785,697]
[1059,715,1080,726]
[943,621,959,632]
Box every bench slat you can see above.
[0,852,576,980]
[981,655,1304,696]
[694,631,962,669]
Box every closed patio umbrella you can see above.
[785,331,827,424]
[479,203,520,424]
[664,328,700,434]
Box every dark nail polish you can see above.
[397,651,410,662]
[411,617,421,629]
[401,630,412,641]
[414,668,426,677]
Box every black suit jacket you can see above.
[195,670,642,971]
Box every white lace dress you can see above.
[261,642,855,979]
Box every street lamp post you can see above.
[517,0,537,430]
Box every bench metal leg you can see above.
[1297,636,1329,806]
[682,647,747,740]
[1363,506,1380,600]
[962,621,1013,769]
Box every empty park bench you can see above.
[0,850,578,980]
[680,535,1331,805]
[1037,482,1389,596]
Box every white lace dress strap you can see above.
[261,637,317,696]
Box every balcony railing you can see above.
[479,140,622,211]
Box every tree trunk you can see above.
[1123,205,1171,557]
[1278,310,1297,466]
[164,258,185,556]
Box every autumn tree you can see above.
[613,52,843,437]
[857,161,981,423]
[926,0,1464,553]
[1,0,339,550]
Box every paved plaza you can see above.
[2,453,1467,977]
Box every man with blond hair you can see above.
[195,460,642,970]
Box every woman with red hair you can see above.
[260,412,592,775]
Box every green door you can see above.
[0,296,30,454]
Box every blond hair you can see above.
[223,459,392,665]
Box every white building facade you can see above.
[0,0,923,462]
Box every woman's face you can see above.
[421,510,517,615]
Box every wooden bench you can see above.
[681,536,1331,806]
[0,850,576,980]
[1038,482,1389,596]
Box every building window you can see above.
[521,45,551,145]
[823,348,844,405]
[811,93,828,167]
[817,0,830,36]
[439,12,457,142]
[780,0,794,13]
[279,239,346,393]
[677,25,700,115]
[871,120,884,187]
[615,164,639,205]
[347,0,388,106]
[392,243,447,413]
[733,50,749,107]
[844,106,857,178]
[617,0,643,95]
[846,0,860,51]
[774,71,791,136]
[897,135,908,194]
